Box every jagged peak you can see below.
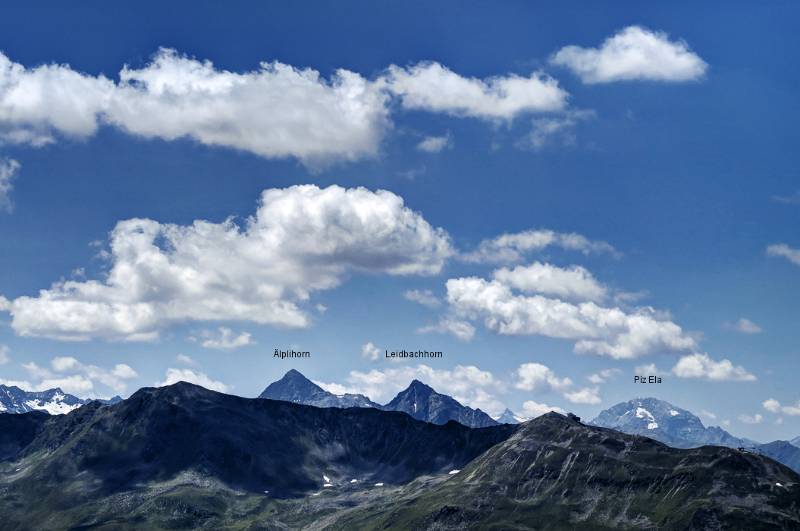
[406,379,434,392]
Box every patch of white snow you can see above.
[635,407,659,429]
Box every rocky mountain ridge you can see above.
[260,370,498,428]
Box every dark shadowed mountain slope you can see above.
[382,379,499,428]
[258,368,379,408]
[334,413,800,530]
[3,382,515,502]
[0,411,48,460]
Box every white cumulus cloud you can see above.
[384,62,567,121]
[587,368,621,384]
[521,109,594,150]
[551,26,707,84]
[20,356,137,397]
[176,354,197,366]
[416,134,452,153]
[723,318,762,335]
[671,353,756,382]
[157,367,229,393]
[461,229,618,264]
[0,158,20,212]
[195,327,253,350]
[445,274,696,359]
[493,262,607,302]
[0,49,387,166]
[521,400,565,418]
[417,318,475,342]
[361,342,381,361]
[563,386,601,405]
[738,413,763,425]
[403,289,441,308]
[514,362,572,392]
[782,401,800,416]
[767,243,800,266]
[1,185,453,341]
[0,49,575,165]
[762,398,781,414]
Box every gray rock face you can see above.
[591,397,751,448]
[260,371,499,428]
[382,380,499,428]
[258,369,379,408]
[0,385,86,414]
[757,440,800,473]
[0,385,123,415]
[592,397,800,473]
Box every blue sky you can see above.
[0,1,798,440]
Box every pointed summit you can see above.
[258,370,379,409]
[383,380,498,428]
[495,408,526,424]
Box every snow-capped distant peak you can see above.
[0,385,88,415]
[24,398,82,415]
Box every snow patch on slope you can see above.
[635,407,659,430]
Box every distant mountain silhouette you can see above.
[258,369,379,408]
[593,397,800,473]
[495,408,527,424]
[259,370,498,428]
[382,379,498,427]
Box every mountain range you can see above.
[0,383,797,529]
[334,413,800,530]
[592,397,800,473]
[0,384,121,415]
[259,369,498,428]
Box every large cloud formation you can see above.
[444,263,697,359]
[0,49,568,165]
[0,185,453,341]
[551,26,707,84]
